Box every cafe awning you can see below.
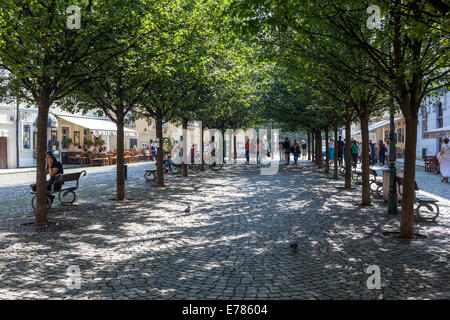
[58,115,138,137]
[424,126,450,138]
[352,117,403,136]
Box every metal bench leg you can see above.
[415,202,440,222]
[58,190,77,206]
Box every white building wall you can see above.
[0,102,18,168]
[417,91,450,159]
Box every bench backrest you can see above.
[395,176,419,197]
[369,168,377,177]
[52,171,86,190]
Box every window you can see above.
[437,102,443,128]
[384,130,389,141]
[189,121,195,130]
[51,130,58,140]
[62,126,70,148]
[23,124,31,149]
[422,106,427,137]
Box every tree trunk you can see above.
[311,131,315,163]
[182,118,188,177]
[360,111,371,206]
[324,126,329,173]
[116,115,126,200]
[156,117,164,186]
[316,130,323,168]
[307,131,311,161]
[34,97,50,226]
[333,126,338,179]
[344,120,352,189]
[399,112,419,238]
[233,134,237,161]
[200,124,205,171]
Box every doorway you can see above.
[0,137,7,169]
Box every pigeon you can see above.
[183,205,191,213]
[290,243,298,251]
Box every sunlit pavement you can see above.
[0,161,449,299]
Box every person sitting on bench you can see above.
[30,151,64,200]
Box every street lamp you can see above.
[388,99,398,215]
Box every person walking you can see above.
[256,138,261,164]
[357,141,362,163]
[283,138,291,165]
[351,140,359,164]
[301,140,307,160]
[328,139,335,164]
[385,139,390,164]
[369,139,376,165]
[292,139,300,164]
[245,138,250,164]
[439,138,450,183]
[279,141,283,162]
[378,140,386,166]
[337,136,345,167]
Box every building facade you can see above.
[417,90,450,159]
[0,102,17,169]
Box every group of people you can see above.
[80,144,107,154]
[329,136,392,167]
[279,138,308,165]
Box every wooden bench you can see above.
[396,176,440,222]
[31,170,87,210]
[369,168,383,196]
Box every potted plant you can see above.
[62,137,73,149]
[84,138,94,148]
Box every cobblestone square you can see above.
[0,161,449,299]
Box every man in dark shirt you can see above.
[30,152,64,199]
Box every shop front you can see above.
[55,115,139,164]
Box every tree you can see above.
[0,0,143,225]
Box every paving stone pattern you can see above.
[0,161,449,299]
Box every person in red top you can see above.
[245,139,250,164]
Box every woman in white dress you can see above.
[439,138,450,183]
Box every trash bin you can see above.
[382,168,403,202]
[124,164,128,180]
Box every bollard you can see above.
[124,164,128,180]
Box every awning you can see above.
[33,112,58,128]
[58,115,138,137]
[352,117,403,136]
[424,126,450,138]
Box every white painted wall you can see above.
[417,91,450,159]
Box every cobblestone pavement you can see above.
[0,161,449,299]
